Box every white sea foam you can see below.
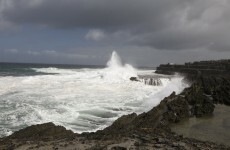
[0,51,188,137]
[102,51,137,81]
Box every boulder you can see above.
[130,77,140,82]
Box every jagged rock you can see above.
[164,95,190,122]
[7,122,74,141]
[182,82,215,117]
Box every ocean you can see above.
[0,51,186,137]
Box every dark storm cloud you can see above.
[1,0,230,51]
[1,0,186,29]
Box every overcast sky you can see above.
[0,0,230,66]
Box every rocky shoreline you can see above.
[1,59,230,150]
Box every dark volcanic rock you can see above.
[182,82,215,117]
[8,122,74,140]
[130,77,139,81]
[163,92,190,122]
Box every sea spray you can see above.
[102,51,137,81]
[107,51,123,68]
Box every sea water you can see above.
[171,105,230,146]
[0,51,187,137]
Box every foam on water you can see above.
[0,51,188,137]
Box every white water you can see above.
[0,51,187,137]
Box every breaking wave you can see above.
[0,51,188,137]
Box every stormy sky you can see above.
[0,0,230,66]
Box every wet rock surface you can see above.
[1,59,230,149]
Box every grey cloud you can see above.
[4,48,19,53]
[1,0,185,29]
[1,0,230,51]
[85,29,106,41]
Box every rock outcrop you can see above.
[8,122,74,141]
[130,76,164,86]
[156,59,230,107]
